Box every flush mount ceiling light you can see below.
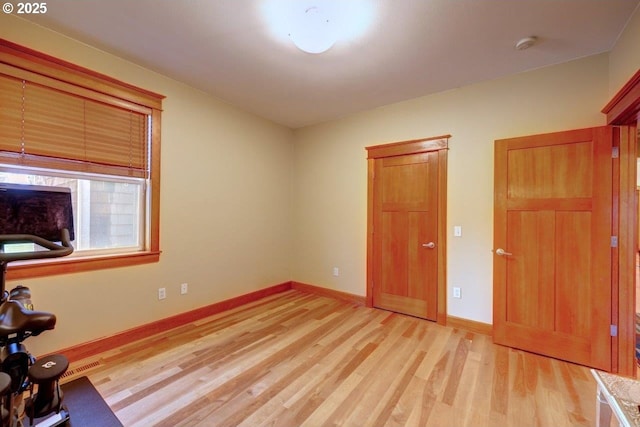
[261,0,376,55]
[515,36,538,51]
[288,6,336,54]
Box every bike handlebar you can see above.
[0,229,74,263]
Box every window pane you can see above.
[0,169,144,255]
[83,180,141,250]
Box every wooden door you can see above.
[369,143,444,320]
[493,126,614,371]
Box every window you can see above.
[0,170,145,255]
[0,38,164,279]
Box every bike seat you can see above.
[0,301,56,337]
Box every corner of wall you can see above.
[609,3,640,97]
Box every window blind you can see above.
[0,73,149,178]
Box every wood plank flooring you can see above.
[61,290,598,426]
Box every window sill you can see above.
[5,251,161,281]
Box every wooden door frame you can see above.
[365,135,450,325]
[602,69,640,376]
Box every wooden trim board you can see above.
[602,69,640,377]
[602,69,640,125]
[291,281,366,306]
[446,315,492,336]
[50,279,487,364]
[53,282,292,362]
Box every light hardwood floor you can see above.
[61,290,597,427]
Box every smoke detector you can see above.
[515,36,537,51]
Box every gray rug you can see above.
[61,376,123,427]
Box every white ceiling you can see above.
[22,0,640,129]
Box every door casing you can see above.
[602,69,640,376]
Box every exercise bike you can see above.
[0,229,73,427]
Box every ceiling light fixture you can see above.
[260,0,376,55]
[288,5,336,54]
[515,36,538,51]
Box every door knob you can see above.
[422,242,436,249]
[495,248,512,256]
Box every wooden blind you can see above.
[0,73,148,178]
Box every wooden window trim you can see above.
[0,38,164,279]
[0,39,163,110]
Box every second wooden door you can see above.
[493,126,614,370]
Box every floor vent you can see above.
[61,360,102,379]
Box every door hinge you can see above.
[610,325,618,337]
[612,147,619,158]
[611,236,618,248]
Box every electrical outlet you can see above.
[332,267,339,277]
[180,283,188,295]
[158,287,166,300]
[453,287,461,299]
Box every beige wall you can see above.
[0,15,295,356]
[609,4,640,96]
[291,54,609,324]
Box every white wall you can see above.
[0,14,294,356]
[291,54,609,324]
